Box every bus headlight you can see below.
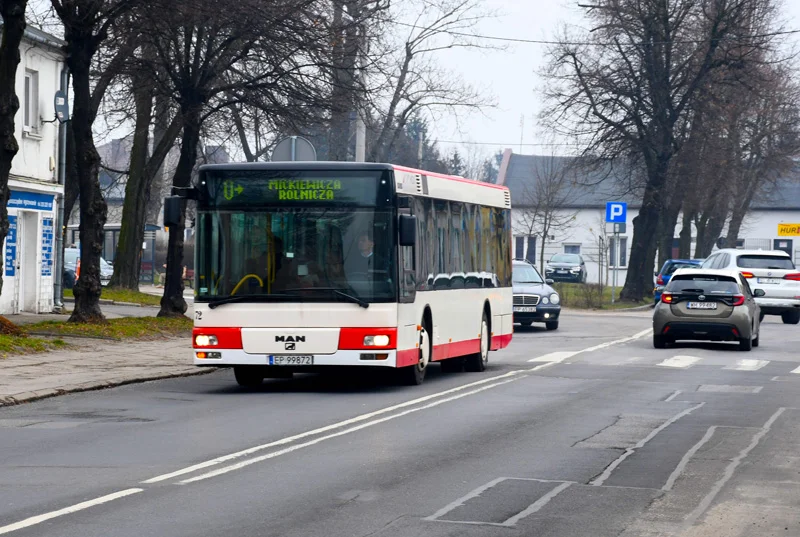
[364,335,391,347]
[550,293,560,305]
[195,334,218,347]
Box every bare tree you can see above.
[0,0,28,310]
[516,154,578,271]
[543,0,784,301]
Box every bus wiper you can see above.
[286,287,369,309]
[207,293,295,309]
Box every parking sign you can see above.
[605,202,627,223]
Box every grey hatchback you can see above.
[653,268,764,351]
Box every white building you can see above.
[1,26,66,314]
[498,150,800,285]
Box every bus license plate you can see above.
[757,278,780,284]
[514,306,537,312]
[269,355,313,366]
[687,302,717,310]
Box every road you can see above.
[2,311,800,537]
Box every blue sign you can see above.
[42,218,54,277]
[5,216,17,277]
[605,202,627,223]
[8,190,55,212]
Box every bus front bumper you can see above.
[193,349,398,368]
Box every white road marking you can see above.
[425,477,508,521]
[527,329,652,364]
[724,359,769,371]
[528,351,577,363]
[0,489,143,536]
[179,377,523,484]
[791,366,800,374]
[143,369,524,484]
[697,385,763,394]
[664,390,682,402]
[502,482,572,526]
[657,355,702,369]
[590,403,705,486]
[681,408,786,530]
[663,426,717,491]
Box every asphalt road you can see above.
[2,311,800,537]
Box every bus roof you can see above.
[198,161,511,209]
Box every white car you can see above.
[700,249,800,324]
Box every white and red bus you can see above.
[165,162,513,386]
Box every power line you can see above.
[393,20,800,47]
[436,140,581,147]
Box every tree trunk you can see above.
[678,211,694,259]
[695,210,726,258]
[63,126,79,236]
[158,107,200,318]
[67,41,107,324]
[109,74,153,290]
[0,0,27,302]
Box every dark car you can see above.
[62,247,113,290]
[654,258,703,303]
[513,259,561,330]
[545,253,586,283]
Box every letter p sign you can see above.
[605,202,627,223]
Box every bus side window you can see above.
[399,202,416,303]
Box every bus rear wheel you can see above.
[465,312,489,372]
[234,366,265,387]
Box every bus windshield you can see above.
[195,208,396,303]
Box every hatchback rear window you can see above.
[667,275,740,295]
[664,262,697,276]
[736,255,794,270]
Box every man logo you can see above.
[285,343,296,350]
[275,335,306,343]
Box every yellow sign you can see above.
[267,179,342,201]
[778,223,800,237]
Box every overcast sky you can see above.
[431,0,800,160]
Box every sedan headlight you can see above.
[550,293,560,305]
[541,296,550,304]
[570,267,581,272]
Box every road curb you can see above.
[63,297,148,308]
[0,368,217,408]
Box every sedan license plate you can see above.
[687,302,717,310]
[269,355,313,366]
[514,306,537,313]
[757,278,781,284]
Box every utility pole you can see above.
[355,114,366,162]
[519,114,524,154]
[417,132,424,167]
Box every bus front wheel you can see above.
[400,323,430,386]
[234,366,265,388]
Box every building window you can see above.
[526,236,536,265]
[609,237,628,267]
[24,70,39,134]
[515,236,524,259]
[564,244,581,255]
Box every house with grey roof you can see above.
[497,149,800,287]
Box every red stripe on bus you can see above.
[396,349,419,367]
[491,333,512,351]
[432,339,481,361]
[392,165,510,191]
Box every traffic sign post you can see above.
[605,203,628,305]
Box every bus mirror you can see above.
[399,215,416,246]
[163,196,183,228]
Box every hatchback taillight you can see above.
[661,293,674,304]
[741,272,754,279]
[732,295,745,307]
[784,273,800,281]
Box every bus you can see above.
[164,162,513,386]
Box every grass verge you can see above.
[0,336,68,357]
[26,316,193,341]
[66,288,162,306]
[553,282,651,310]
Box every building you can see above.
[498,150,800,285]
[1,25,66,314]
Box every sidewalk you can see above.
[0,338,207,407]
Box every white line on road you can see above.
[791,366,800,374]
[0,489,143,536]
[657,355,702,369]
[590,403,706,487]
[724,359,770,371]
[179,377,522,484]
[681,408,786,530]
[664,390,682,402]
[502,482,573,526]
[425,477,508,521]
[663,426,717,491]
[527,329,652,363]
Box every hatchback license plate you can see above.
[687,302,717,310]
[514,306,537,313]
[757,278,780,284]
[269,355,313,366]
